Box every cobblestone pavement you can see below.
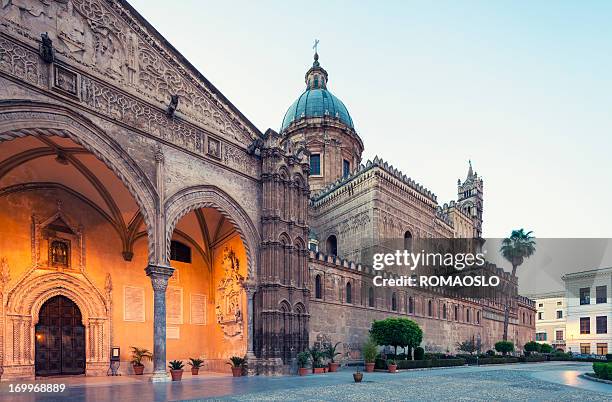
[0,362,610,401]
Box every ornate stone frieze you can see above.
[0,34,46,87]
[0,0,258,146]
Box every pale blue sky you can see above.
[130,0,612,238]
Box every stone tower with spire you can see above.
[457,161,484,237]
[280,50,364,193]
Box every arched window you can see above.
[315,274,322,299]
[326,235,338,256]
[403,231,413,251]
[408,297,414,314]
[428,300,433,317]
[368,287,374,307]
[170,240,191,263]
[391,293,397,311]
[454,305,458,321]
[477,311,481,324]
[466,308,471,323]
[346,282,352,304]
[443,304,447,319]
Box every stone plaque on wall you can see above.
[190,293,207,325]
[124,286,145,322]
[166,286,183,325]
[167,326,180,340]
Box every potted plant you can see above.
[308,346,325,374]
[297,351,310,376]
[387,359,397,373]
[130,346,152,375]
[362,337,377,373]
[353,368,363,383]
[227,355,246,377]
[169,360,184,381]
[188,358,204,375]
[325,342,342,372]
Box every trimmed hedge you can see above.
[475,357,519,365]
[396,358,465,369]
[519,355,547,362]
[375,358,465,370]
[593,362,612,380]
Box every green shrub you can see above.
[370,318,423,356]
[362,337,378,363]
[495,341,514,355]
[474,357,519,365]
[486,349,496,357]
[593,362,607,379]
[539,343,553,353]
[414,347,425,360]
[524,341,541,353]
[607,354,612,362]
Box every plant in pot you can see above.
[387,359,397,373]
[362,337,378,373]
[297,351,310,376]
[227,356,246,377]
[168,360,184,381]
[325,342,342,372]
[308,346,325,374]
[353,368,363,383]
[188,358,204,375]
[130,346,152,375]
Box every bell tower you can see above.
[457,161,484,237]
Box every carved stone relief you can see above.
[215,247,244,339]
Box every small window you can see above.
[538,303,543,308]
[391,293,397,311]
[428,300,433,317]
[443,304,447,319]
[555,330,564,341]
[404,231,412,251]
[346,282,352,304]
[580,343,591,354]
[326,235,338,256]
[476,311,480,324]
[557,301,562,306]
[310,154,321,175]
[535,332,547,341]
[596,286,607,304]
[580,287,590,305]
[170,240,191,263]
[368,287,375,307]
[466,308,470,323]
[408,297,414,314]
[315,274,322,299]
[454,305,458,320]
[343,159,350,178]
[596,316,607,334]
[597,343,608,355]
[50,239,70,267]
[580,317,590,334]
[556,310,563,319]
[538,312,543,320]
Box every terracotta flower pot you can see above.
[365,362,375,372]
[328,362,340,372]
[231,367,242,377]
[133,364,144,375]
[298,367,309,376]
[170,369,183,381]
[313,367,325,374]
[353,372,363,383]
[191,367,200,375]
[388,364,397,373]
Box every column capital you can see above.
[145,264,174,292]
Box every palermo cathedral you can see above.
[0,0,534,380]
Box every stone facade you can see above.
[0,0,534,380]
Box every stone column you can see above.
[145,264,174,382]
[245,283,256,359]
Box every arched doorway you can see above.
[35,296,85,376]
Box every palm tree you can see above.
[499,229,536,341]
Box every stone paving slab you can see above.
[0,362,609,402]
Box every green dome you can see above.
[281,88,354,132]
